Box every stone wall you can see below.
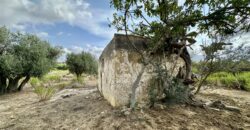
[98,48,186,107]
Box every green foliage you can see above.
[34,85,56,101]
[110,0,250,96]
[164,78,190,103]
[110,0,250,49]
[206,72,250,91]
[237,72,250,91]
[42,75,61,82]
[148,64,190,106]
[54,82,69,90]
[0,26,62,93]
[194,44,250,94]
[30,78,41,87]
[66,51,98,78]
[55,63,68,70]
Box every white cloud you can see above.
[0,0,115,39]
[11,24,27,31]
[85,44,104,57]
[69,44,104,57]
[36,32,49,38]
[70,46,84,54]
[63,48,71,54]
[58,44,104,62]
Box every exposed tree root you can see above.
[185,96,241,113]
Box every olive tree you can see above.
[195,43,250,94]
[0,27,61,93]
[66,51,97,80]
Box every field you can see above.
[0,70,250,130]
[206,72,250,91]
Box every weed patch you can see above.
[34,85,56,101]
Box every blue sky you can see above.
[1,0,115,61]
[1,0,249,61]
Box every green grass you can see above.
[29,69,91,101]
[41,70,69,82]
[55,63,68,70]
[34,85,56,101]
[30,77,41,87]
[206,72,250,91]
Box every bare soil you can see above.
[0,81,250,130]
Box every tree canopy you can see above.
[0,27,62,93]
[66,52,98,78]
[110,0,250,51]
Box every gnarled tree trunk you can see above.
[0,76,7,94]
[7,77,21,92]
[18,75,30,91]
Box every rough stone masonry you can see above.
[98,34,186,107]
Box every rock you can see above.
[61,94,74,98]
[71,82,83,88]
[154,103,166,110]
[50,89,81,102]
[100,111,105,114]
[10,115,15,119]
[124,111,131,116]
[121,107,132,116]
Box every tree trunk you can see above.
[130,66,145,109]
[76,74,82,83]
[18,76,30,91]
[194,72,211,95]
[0,76,7,94]
[7,77,21,92]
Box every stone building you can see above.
[98,34,186,107]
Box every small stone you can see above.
[10,115,15,119]
[124,111,130,116]
[154,103,166,110]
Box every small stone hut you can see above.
[98,34,186,107]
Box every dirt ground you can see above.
[0,80,250,130]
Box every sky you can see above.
[1,0,115,61]
[1,0,249,62]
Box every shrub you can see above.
[236,72,250,91]
[206,72,250,91]
[148,67,190,106]
[163,78,190,103]
[42,75,61,82]
[56,63,68,70]
[30,78,41,87]
[54,82,69,90]
[34,85,56,101]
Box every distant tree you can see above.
[195,42,250,94]
[66,52,97,80]
[0,27,62,93]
